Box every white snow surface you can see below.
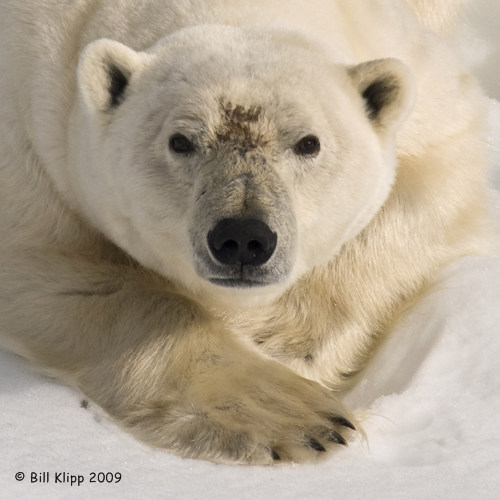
[1,2,499,499]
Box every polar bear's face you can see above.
[72,26,414,306]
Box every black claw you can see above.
[271,449,281,461]
[307,437,326,452]
[329,415,356,431]
[327,431,347,446]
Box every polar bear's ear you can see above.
[348,58,415,137]
[77,39,150,113]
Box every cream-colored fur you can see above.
[407,0,470,33]
[0,0,491,464]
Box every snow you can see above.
[1,3,499,499]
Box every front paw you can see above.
[122,359,357,464]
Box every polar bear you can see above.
[0,0,491,464]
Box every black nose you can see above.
[207,218,277,266]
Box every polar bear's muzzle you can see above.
[207,217,277,281]
[201,215,286,288]
[189,172,296,288]
[205,217,279,287]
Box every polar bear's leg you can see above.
[0,249,355,464]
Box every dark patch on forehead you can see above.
[221,101,261,123]
[215,101,264,151]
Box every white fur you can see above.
[0,0,491,464]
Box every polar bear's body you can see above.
[0,0,490,463]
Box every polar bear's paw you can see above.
[122,358,356,465]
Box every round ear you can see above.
[77,38,151,113]
[348,58,415,138]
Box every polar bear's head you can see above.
[70,25,414,307]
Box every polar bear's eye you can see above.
[294,135,320,157]
[169,134,195,155]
